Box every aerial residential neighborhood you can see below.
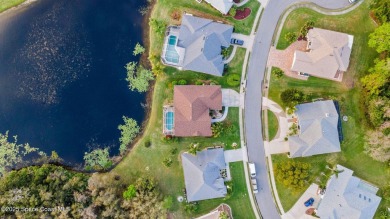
[0,0,389,218]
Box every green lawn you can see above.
[148,0,259,63]
[196,162,256,219]
[267,110,279,141]
[97,46,248,216]
[0,0,25,13]
[269,1,390,217]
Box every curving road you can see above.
[244,0,352,218]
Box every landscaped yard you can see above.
[269,2,390,216]
[96,48,248,217]
[267,110,278,141]
[0,0,25,12]
[196,162,256,219]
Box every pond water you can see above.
[0,0,148,166]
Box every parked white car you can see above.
[251,179,258,194]
[249,162,256,178]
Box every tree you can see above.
[280,89,306,108]
[274,161,311,190]
[123,184,136,200]
[118,116,140,155]
[83,148,113,170]
[125,63,155,93]
[285,32,298,43]
[368,23,390,54]
[0,131,39,176]
[361,58,390,96]
[133,43,146,56]
[370,0,390,24]
[272,67,284,78]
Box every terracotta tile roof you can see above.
[174,85,222,136]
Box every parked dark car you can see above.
[230,38,244,46]
[304,197,315,207]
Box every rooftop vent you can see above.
[325,113,330,117]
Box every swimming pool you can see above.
[164,35,180,64]
[165,111,174,131]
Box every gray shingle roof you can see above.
[181,148,227,202]
[289,100,341,157]
[317,165,382,219]
[204,0,234,14]
[177,15,233,76]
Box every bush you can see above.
[272,67,284,78]
[195,80,203,85]
[133,43,146,56]
[162,157,173,167]
[123,184,137,200]
[144,139,152,148]
[171,80,177,86]
[162,196,173,209]
[226,74,241,87]
[229,6,237,17]
[274,160,311,190]
[211,122,225,138]
[178,79,187,85]
[299,20,315,37]
[285,32,298,43]
[84,148,113,171]
[170,148,178,155]
[280,88,306,108]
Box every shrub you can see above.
[170,148,178,155]
[178,79,187,85]
[171,80,178,86]
[272,67,284,78]
[285,32,298,43]
[118,117,140,155]
[144,139,152,148]
[195,80,203,85]
[162,157,173,167]
[162,196,173,209]
[280,88,306,108]
[133,43,146,56]
[227,74,241,87]
[123,184,136,200]
[84,148,113,171]
[188,143,201,155]
[211,123,225,138]
[229,6,237,17]
[274,160,311,190]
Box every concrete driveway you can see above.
[231,33,255,50]
[282,184,320,219]
[222,89,240,107]
[224,148,243,162]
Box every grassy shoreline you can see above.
[0,0,26,13]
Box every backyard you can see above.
[96,46,249,217]
[268,1,390,216]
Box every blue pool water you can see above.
[165,111,174,131]
[165,35,180,64]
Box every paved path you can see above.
[222,89,240,107]
[231,33,255,51]
[243,0,355,218]
[223,45,238,64]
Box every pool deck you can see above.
[161,26,183,67]
[163,106,175,135]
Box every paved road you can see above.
[244,0,351,218]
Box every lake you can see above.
[0,0,148,166]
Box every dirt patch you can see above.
[234,8,251,20]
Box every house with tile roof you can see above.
[161,14,233,76]
[288,100,341,158]
[166,85,222,137]
[316,165,381,219]
[203,0,234,15]
[291,28,354,81]
[181,148,227,202]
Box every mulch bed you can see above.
[233,0,241,3]
[234,8,251,20]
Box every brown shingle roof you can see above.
[174,85,222,136]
